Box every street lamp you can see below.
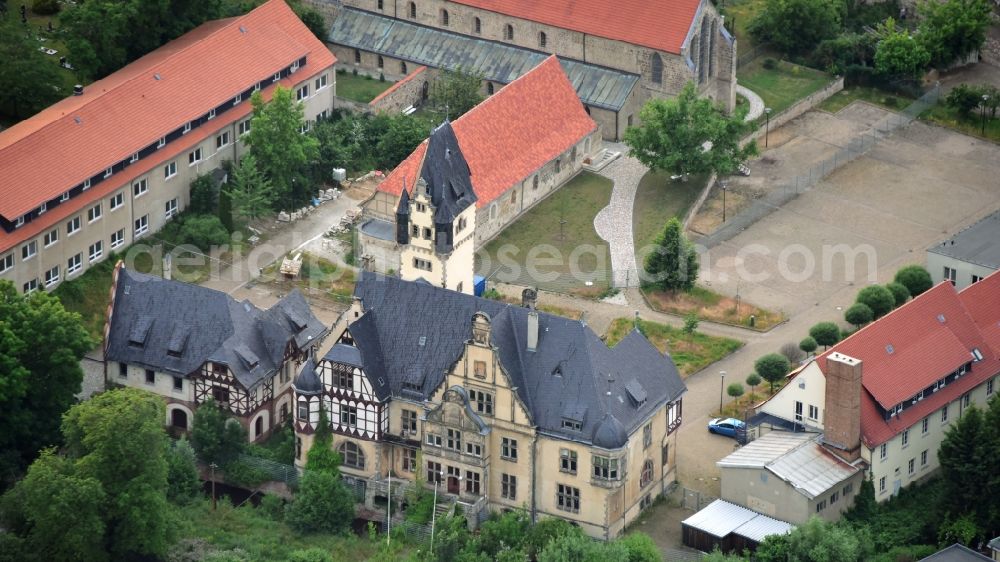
[764,107,772,148]
[430,472,440,555]
[209,462,218,511]
[719,371,727,415]
[982,95,990,136]
[720,180,728,223]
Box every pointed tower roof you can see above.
[418,121,477,224]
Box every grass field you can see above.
[722,0,766,51]
[477,171,613,296]
[632,171,708,269]
[819,86,915,114]
[738,58,831,116]
[642,285,784,331]
[336,70,394,103]
[921,103,1000,144]
[605,317,742,377]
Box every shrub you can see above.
[856,285,895,318]
[894,265,933,296]
[258,494,285,521]
[180,214,230,250]
[763,58,778,70]
[885,281,910,306]
[812,33,875,74]
[189,174,218,215]
[845,302,874,329]
[223,459,269,488]
[946,84,986,117]
[285,471,355,534]
[31,0,60,15]
[780,342,805,364]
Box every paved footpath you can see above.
[593,143,646,287]
[737,84,765,122]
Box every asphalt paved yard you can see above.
[701,105,1000,318]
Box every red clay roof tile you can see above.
[379,56,597,208]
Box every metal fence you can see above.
[697,83,941,251]
[736,42,773,69]
[236,454,301,486]
[678,486,719,513]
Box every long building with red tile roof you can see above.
[322,0,736,140]
[358,55,601,272]
[755,271,1000,503]
[0,0,336,294]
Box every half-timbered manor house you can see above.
[104,263,328,440]
[293,272,687,539]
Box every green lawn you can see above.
[722,0,766,51]
[605,317,743,377]
[335,70,394,103]
[921,103,1000,144]
[632,171,708,269]
[738,58,831,116]
[477,171,613,296]
[818,86,915,114]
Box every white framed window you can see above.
[43,229,58,247]
[879,476,886,493]
[44,265,60,288]
[273,71,281,81]
[808,404,819,421]
[239,120,251,136]
[216,131,230,149]
[67,216,81,236]
[109,192,124,211]
[0,253,13,274]
[165,198,178,219]
[207,108,216,120]
[134,215,149,237]
[188,148,203,165]
[88,240,103,263]
[67,253,82,276]
[87,203,102,223]
[315,74,328,90]
[299,122,310,134]
[234,93,242,105]
[130,152,139,163]
[254,82,261,92]
[133,178,148,198]
[14,216,24,228]
[556,484,580,513]
[83,178,91,191]
[38,202,47,215]
[60,191,70,202]
[922,417,929,434]
[21,240,37,261]
[296,85,309,101]
[110,228,125,250]
[183,122,192,134]
[921,450,928,466]
[291,60,300,73]
[104,167,112,179]
[157,136,166,148]
[901,430,909,447]
[164,162,177,179]
[879,443,887,460]
[23,279,38,294]
[972,274,984,284]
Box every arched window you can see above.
[650,53,663,85]
[441,9,449,26]
[377,55,384,69]
[539,31,547,48]
[532,175,539,190]
[408,1,416,18]
[505,24,514,41]
[640,459,653,487]
[354,49,361,64]
[170,409,188,429]
[486,82,494,95]
[339,441,366,469]
[699,17,710,83]
[401,61,408,74]
[255,416,264,438]
[490,203,498,219]
[709,20,717,77]
[474,17,481,34]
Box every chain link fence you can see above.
[235,454,301,487]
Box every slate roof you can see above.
[446,0,702,55]
[340,272,686,448]
[0,0,334,245]
[378,56,598,208]
[928,210,1000,270]
[106,266,327,390]
[417,121,477,226]
[920,544,993,562]
[330,8,638,111]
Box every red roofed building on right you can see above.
[752,271,1000,504]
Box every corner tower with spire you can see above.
[396,121,477,294]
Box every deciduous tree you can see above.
[429,66,485,119]
[809,321,841,349]
[885,281,910,307]
[305,406,342,477]
[755,353,791,393]
[727,383,745,399]
[799,336,818,355]
[285,470,356,534]
[191,399,247,465]
[245,87,320,208]
[917,0,992,68]
[856,285,895,318]
[748,0,844,56]
[166,437,202,505]
[625,82,757,178]
[874,19,931,78]
[894,265,933,296]
[0,15,65,121]
[643,217,700,293]
[746,373,762,397]
[844,302,874,329]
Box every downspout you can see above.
[530,432,538,523]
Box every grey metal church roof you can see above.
[106,267,327,390]
[345,272,686,448]
[329,7,640,111]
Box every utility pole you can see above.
[210,462,218,511]
[386,473,392,545]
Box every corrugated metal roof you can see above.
[329,8,638,111]
[717,432,813,468]
[732,513,794,542]
[681,500,757,538]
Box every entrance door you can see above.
[171,409,188,429]
[447,476,460,495]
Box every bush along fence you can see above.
[698,83,941,250]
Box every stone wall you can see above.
[369,66,432,113]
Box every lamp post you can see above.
[209,462,218,511]
[430,472,440,555]
[982,95,990,136]
[719,371,727,415]
[720,180,728,223]
[386,472,392,546]
[764,107,772,148]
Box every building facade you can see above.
[293,273,686,538]
[927,210,1000,290]
[314,0,735,140]
[755,272,1000,502]
[358,56,600,279]
[0,0,336,294]
[104,263,328,439]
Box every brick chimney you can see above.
[822,353,863,461]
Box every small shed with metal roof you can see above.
[681,499,794,554]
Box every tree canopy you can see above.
[855,285,895,318]
[748,0,844,56]
[190,399,247,466]
[874,19,930,78]
[225,154,275,221]
[844,302,874,329]
[755,353,791,393]
[429,66,486,119]
[625,82,757,178]
[809,321,841,349]
[0,15,65,121]
[917,0,992,68]
[0,281,93,487]
[643,217,700,293]
[894,265,933,296]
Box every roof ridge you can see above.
[452,55,561,128]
